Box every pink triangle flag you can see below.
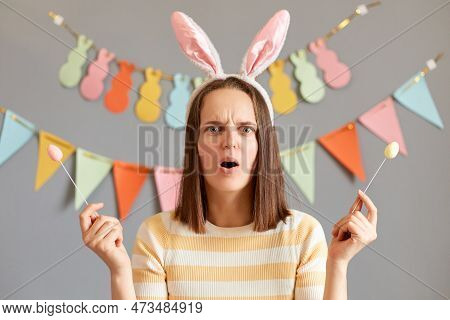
[153,166,183,212]
[358,96,408,156]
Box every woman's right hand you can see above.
[79,203,131,273]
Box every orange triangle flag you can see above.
[112,160,150,221]
[318,122,366,181]
[35,130,75,190]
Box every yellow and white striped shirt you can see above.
[131,209,328,300]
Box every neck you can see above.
[205,180,254,228]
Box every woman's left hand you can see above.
[328,189,378,266]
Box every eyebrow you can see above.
[202,120,257,126]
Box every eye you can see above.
[240,126,255,134]
[206,126,221,134]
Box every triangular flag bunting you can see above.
[393,73,444,129]
[153,166,183,212]
[358,96,408,156]
[0,109,36,167]
[280,141,316,204]
[35,130,75,190]
[75,148,113,210]
[113,160,150,221]
[318,122,366,181]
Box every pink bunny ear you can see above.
[171,11,224,77]
[241,10,290,78]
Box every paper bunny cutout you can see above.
[170,10,291,125]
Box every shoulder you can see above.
[286,208,327,242]
[286,208,324,231]
[138,210,192,236]
[136,210,175,241]
[288,210,328,266]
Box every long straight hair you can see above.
[174,76,291,233]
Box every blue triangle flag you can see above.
[0,109,36,166]
[393,73,444,129]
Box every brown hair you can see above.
[174,76,291,233]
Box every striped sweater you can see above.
[131,209,328,300]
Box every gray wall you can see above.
[1,0,449,299]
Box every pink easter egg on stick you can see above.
[46,144,93,210]
[48,144,63,161]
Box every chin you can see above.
[206,175,251,192]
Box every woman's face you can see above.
[197,88,258,192]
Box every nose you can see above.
[222,126,239,149]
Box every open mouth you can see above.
[219,157,240,174]
[220,161,239,169]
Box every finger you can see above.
[112,232,123,247]
[104,228,122,247]
[335,191,365,236]
[85,223,119,248]
[87,215,109,236]
[337,226,352,241]
[336,227,346,241]
[349,193,363,214]
[344,221,370,246]
[336,220,353,241]
[332,189,373,236]
[92,215,120,235]
[337,220,365,242]
[101,216,121,231]
[116,233,123,247]
[332,215,348,237]
[331,197,370,236]
[358,190,378,225]
[95,220,119,238]
[332,212,362,237]
[349,212,367,234]
[79,203,104,233]
[90,212,100,223]
[351,211,378,243]
[353,210,372,229]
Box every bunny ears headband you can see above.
[170,9,291,126]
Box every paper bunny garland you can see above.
[170,9,291,126]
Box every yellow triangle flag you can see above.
[35,130,75,190]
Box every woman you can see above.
[79,77,377,300]
[78,10,378,300]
